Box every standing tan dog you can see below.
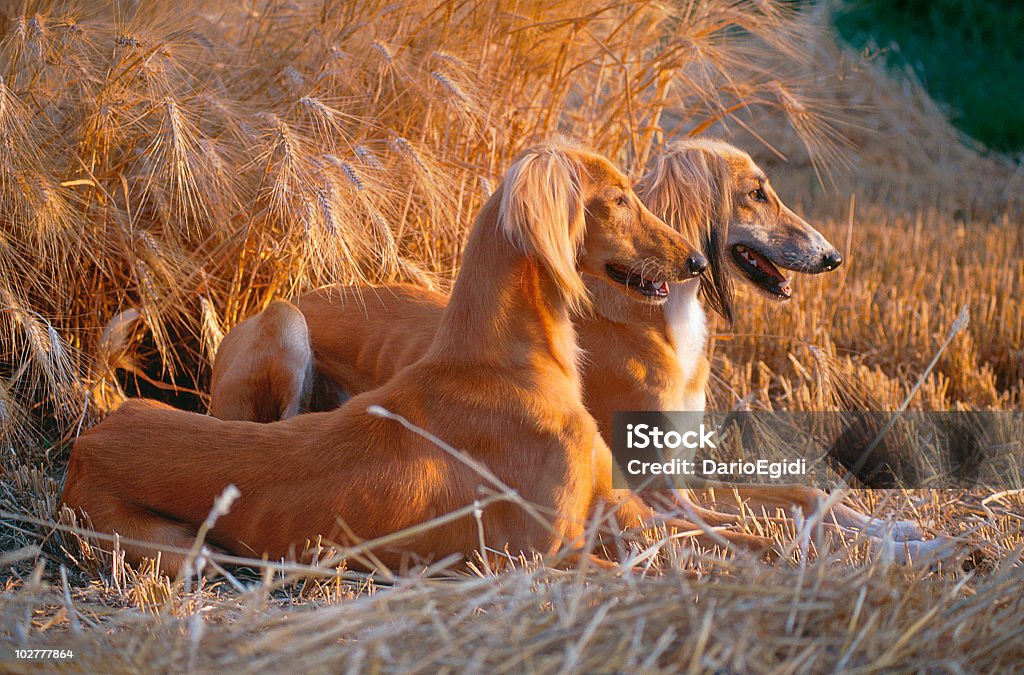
[63,141,775,577]
[212,139,948,555]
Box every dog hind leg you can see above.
[68,494,198,578]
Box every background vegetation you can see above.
[834,0,1024,154]
[0,0,1021,671]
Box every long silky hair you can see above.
[635,139,737,324]
[499,141,589,314]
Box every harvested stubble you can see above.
[1,498,1023,673]
[0,0,1022,671]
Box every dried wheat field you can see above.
[1,1,1022,672]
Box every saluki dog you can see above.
[211,139,950,557]
[63,141,775,577]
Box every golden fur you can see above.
[210,139,951,556]
[63,141,770,577]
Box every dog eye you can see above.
[616,195,629,207]
[749,187,767,202]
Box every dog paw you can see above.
[873,533,963,566]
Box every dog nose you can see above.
[686,252,708,276]
[821,250,843,271]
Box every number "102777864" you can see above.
[15,649,74,659]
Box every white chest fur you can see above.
[662,279,708,412]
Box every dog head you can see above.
[500,141,706,313]
[635,138,843,323]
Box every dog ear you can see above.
[499,144,589,313]
[636,141,735,324]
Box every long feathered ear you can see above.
[635,141,735,324]
[499,145,589,313]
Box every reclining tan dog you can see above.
[211,139,952,559]
[63,140,780,577]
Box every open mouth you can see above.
[605,264,670,299]
[731,244,792,299]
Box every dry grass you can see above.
[1,488,1022,672]
[0,0,852,446]
[709,207,1023,413]
[0,0,1022,671]
[716,3,1023,221]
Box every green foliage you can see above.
[835,0,1024,154]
